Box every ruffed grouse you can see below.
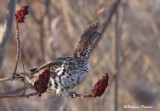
[22,23,101,96]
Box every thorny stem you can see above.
[12,22,20,79]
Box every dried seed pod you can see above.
[15,6,29,23]
[34,69,50,97]
[92,73,109,97]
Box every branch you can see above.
[114,5,120,111]
[0,87,27,95]
[12,22,20,78]
[0,0,17,72]
[45,0,52,35]
[0,77,22,82]
[30,5,47,63]
[47,90,93,99]
[0,72,27,82]
[29,7,41,24]
[0,92,38,99]
[92,0,121,52]
[0,78,13,82]
[70,93,93,99]
[12,5,29,78]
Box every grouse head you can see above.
[73,23,101,58]
[80,23,101,44]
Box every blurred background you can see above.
[0,0,160,111]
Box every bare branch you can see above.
[0,77,23,82]
[71,94,93,99]
[45,0,52,35]
[92,0,121,52]
[0,92,38,99]
[12,22,20,78]
[0,72,27,82]
[0,87,27,95]
[30,4,49,63]
[0,78,12,82]
[0,0,17,72]
[29,7,41,24]
[47,90,93,99]
[114,5,120,111]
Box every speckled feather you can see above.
[25,23,101,96]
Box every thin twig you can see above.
[39,26,45,62]
[29,7,41,24]
[0,78,12,82]
[47,90,93,98]
[0,87,27,95]
[114,5,120,111]
[0,72,27,82]
[45,0,51,35]
[73,94,93,99]
[19,51,26,94]
[0,88,93,99]
[92,0,121,52]
[30,5,47,63]
[12,22,20,78]
[0,92,38,99]
[0,77,22,82]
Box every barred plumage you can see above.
[24,23,101,96]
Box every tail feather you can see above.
[14,72,34,86]
[14,72,29,78]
